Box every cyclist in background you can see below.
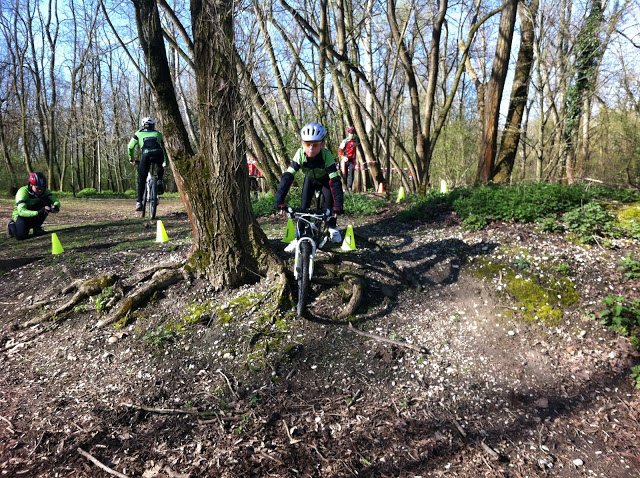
[338,125,358,192]
[128,116,166,212]
[275,121,344,243]
[7,172,60,240]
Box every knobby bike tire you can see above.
[141,188,148,218]
[296,241,311,316]
[149,182,157,219]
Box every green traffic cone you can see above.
[282,218,295,243]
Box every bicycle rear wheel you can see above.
[149,182,157,219]
[296,241,311,316]
[141,188,148,218]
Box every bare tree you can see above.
[492,0,539,183]
[131,0,281,289]
[476,0,518,184]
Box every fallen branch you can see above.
[480,441,500,460]
[346,322,428,354]
[97,268,183,328]
[120,402,215,416]
[22,273,119,328]
[77,447,129,478]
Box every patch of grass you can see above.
[142,300,220,348]
[143,326,179,347]
[631,365,640,389]
[95,286,114,313]
[615,203,640,239]
[214,293,264,325]
[473,256,580,326]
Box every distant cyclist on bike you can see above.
[7,172,60,240]
[128,116,166,212]
[275,121,344,243]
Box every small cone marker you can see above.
[396,186,406,203]
[440,179,448,193]
[51,233,64,255]
[341,225,356,251]
[282,218,295,243]
[377,182,386,194]
[156,220,169,243]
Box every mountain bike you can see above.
[141,161,160,219]
[284,205,333,316]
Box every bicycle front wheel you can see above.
[296,241,311,316]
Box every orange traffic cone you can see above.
[377,182,386,194]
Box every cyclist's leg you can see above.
[321,178,334,212]
[347,161,355,191]
[300,176,316,210]
[152,154,165,194]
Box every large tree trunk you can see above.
[492,0,539,183]
[477,0,518,184]
[133,0,272,289]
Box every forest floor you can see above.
[0,195,639,478]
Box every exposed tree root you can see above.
[97,267,185,328]
[335,274,364,319]
[22,273,120,328]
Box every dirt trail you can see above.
[0,197,639,477]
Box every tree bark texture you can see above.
[133,0,271,289]
[477,0,518,184]
[492,0,538,183]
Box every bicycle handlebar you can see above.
[285,205,331,220]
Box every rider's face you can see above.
[302,140,324,157]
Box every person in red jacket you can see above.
[338,125,358,191]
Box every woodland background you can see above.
[1,0,639,197]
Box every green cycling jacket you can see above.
[127,128,164,159]
[12,185,60,221]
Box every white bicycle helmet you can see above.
[300,122,327,142]
[141,116,156,128]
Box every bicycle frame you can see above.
[287,208,330,280]
[142,162,159,219]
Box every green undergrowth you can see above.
[595,295,640,352]
[396,184,640,239]
[472,253,580,326]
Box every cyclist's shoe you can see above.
[328,227,342,243]
[32,226,47,237]
[284,239,298,253]
[157,180,164,195]
[135,202,143,212]
[7,220,15,238]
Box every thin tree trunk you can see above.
[477,0,518,184]
[493,0,539,183]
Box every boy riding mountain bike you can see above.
[128,116,166,212]
[275,122,344,245]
